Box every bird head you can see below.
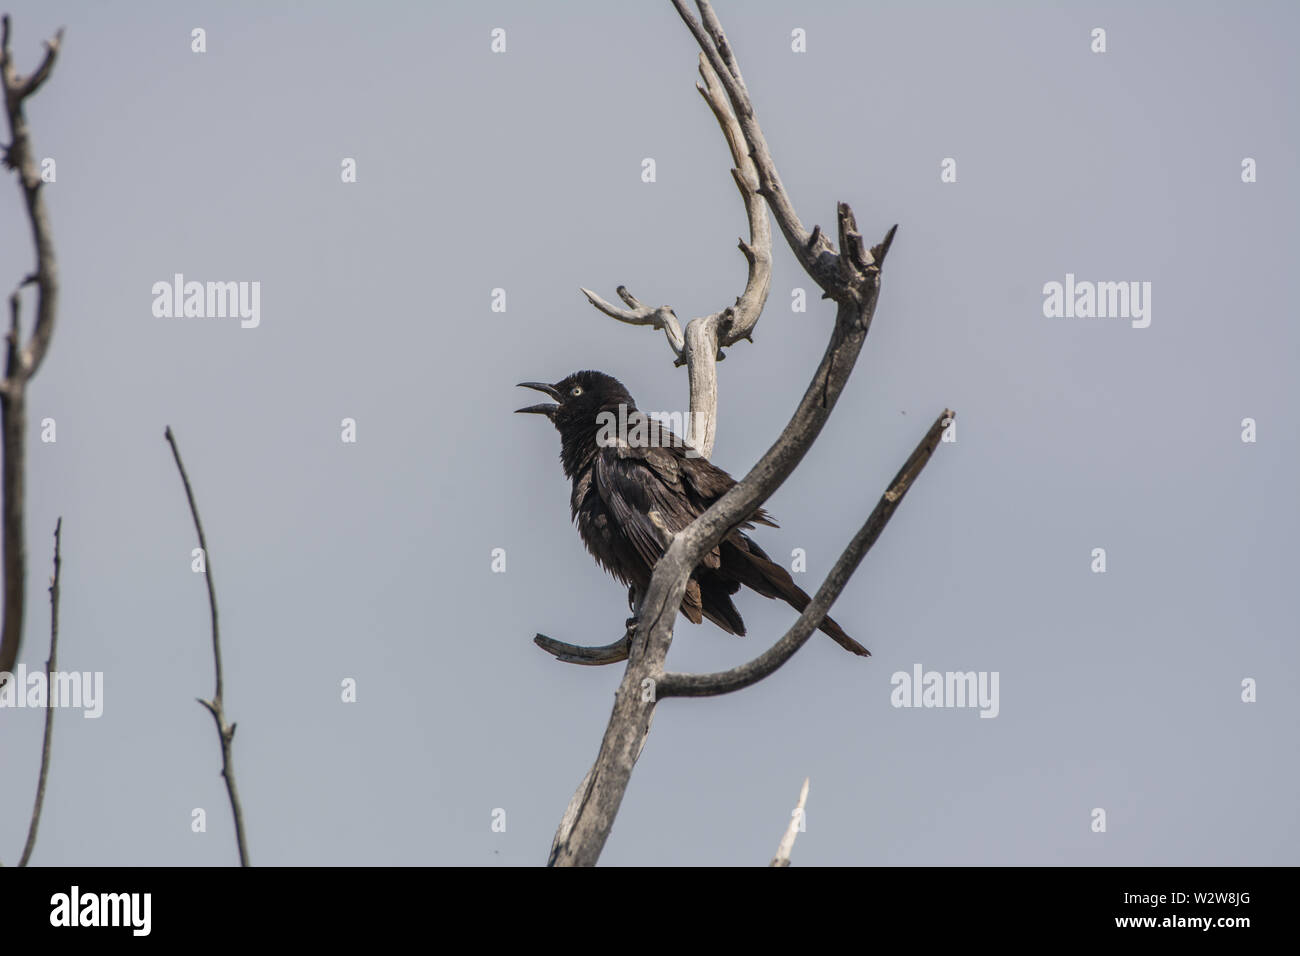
[516,371,637,475]
[515,370,635,426]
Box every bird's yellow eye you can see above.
[570,385,583,397]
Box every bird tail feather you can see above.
[721,538,871,657]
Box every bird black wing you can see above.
[592,444,715,573]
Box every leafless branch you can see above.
[694,55,771,347]
[0,16,63,688]
[577,14,772,460]
[534,627,632,666]
[17,516,59,866]
[549,767,595,865]
[658,409,952,698]
[770,777,809,867]
[165,427,250,867]
[672,0,843,293]
[546,1,949,867]
[549,697,655,865]
[579,286,684,358]
[1,17,62,380]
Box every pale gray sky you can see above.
[0,0,1295,866]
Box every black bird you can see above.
[516,370,869,656]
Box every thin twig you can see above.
[17,516,59,866]
[165,427,249,867]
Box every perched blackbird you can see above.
[516,370,869,656]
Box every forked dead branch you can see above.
[538,1,954,866]
[0,15,63,689]
[0,16,63,869]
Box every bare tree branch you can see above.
[17,516,59,866]
[534,628,632,666]
[658,409,952,698]
[549,766,595,864]
[165,427,250,867]
[1,17,62,380]
[672,0,843,293]
[577,16,772,461]
[680,317,721,458]
[549,698,656,865]
[0,16,63,689]
[694,55,770,347]
[770,777,808,867]
[579,286,684,359]
[546,1,948,867]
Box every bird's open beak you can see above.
[515,382,561,417]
